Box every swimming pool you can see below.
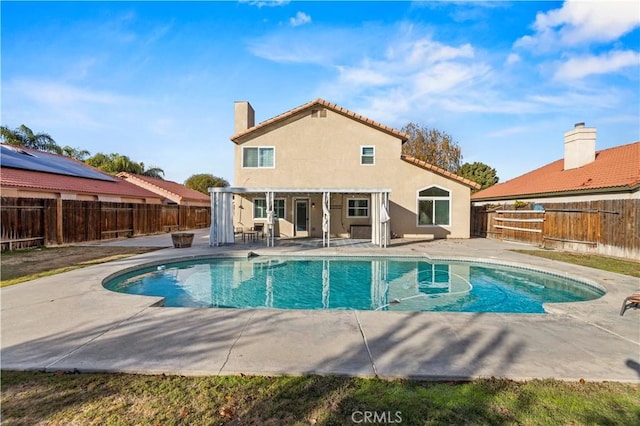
[104,256,604,313]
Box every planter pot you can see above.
[171,232,194,248]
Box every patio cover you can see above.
[208,187,391,248]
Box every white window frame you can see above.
[360,146,375,165]
[416,185,451,227]
[242,146,275,168]
[347,198,370,218]
[253,198,285,220]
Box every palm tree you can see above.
[141,166,165,179]
[61,146,91,161]
[0,124,62,154]
[85,153,164,178]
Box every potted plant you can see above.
[171,232,194,248]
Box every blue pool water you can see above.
[104,257,604,313]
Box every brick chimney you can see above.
[234,101,255,134]
[564,122,596,170]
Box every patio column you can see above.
[209,190,234,246]
[371,191,390,248]
[371,192,380,246]
[322,191,331,247]
[266,191,275,247]
[381,192,390,248]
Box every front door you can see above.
[295,200,309,237]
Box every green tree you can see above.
[140,165,165,179]
[61,146,91,161]
[85,153,163,178]
[0,124,62,154]
[458,161,499,193]
[401,122,462,173]
[184,173,229,195]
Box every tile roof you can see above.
[472,141,640,200]
[0,167,162,199]
[117,173,210,203]
[231,98,410,142]
[401,155,481,189]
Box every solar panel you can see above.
[0,145,116,182]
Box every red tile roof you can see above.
[231,98,410,142]
[401,155,481,189]
[117,173,210,203]
[0,167,162,200]
[472,141,640,200]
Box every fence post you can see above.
[55,198,63,245]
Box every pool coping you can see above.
[1,234,639,382]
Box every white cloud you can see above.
[324,35,492,119]
[336,65,389,86]
[487,125,533,138]
[515,1,640,51]
[290,11,311,27]
[404,39,474,65]
[3,79,143,128]
[247,28,357,64]
[250,20,634,128]
[241,0,289,8]
[9,79,137,108]
[554,50,640,81]
[505,53,520,66]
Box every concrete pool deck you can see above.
[1,229,639,382]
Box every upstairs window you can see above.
[361,146,375,165]
[417,186,450,226]
[243,147,274,168]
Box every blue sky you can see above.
[2,1,639,185]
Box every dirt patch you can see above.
[1,246,162,283]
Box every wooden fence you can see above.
[1,197,210,251]
[472,199,640,260]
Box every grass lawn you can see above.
[0,246,162,287]
[1,371,638,425]
[511,250,640,278]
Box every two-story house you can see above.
[209,98,479,247]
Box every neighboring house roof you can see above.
[117,172,210,204]
[472,141,640,201]
[1,144,115,181]
[0,144,163,200]
[0,167,162,199]
[231,98,411,143]
[401,155,481,190]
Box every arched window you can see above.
[417,186,450,226]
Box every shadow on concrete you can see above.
[2,308,639,424]
[627,359,640,378]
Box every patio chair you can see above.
[234,226,244,239]
[620,293,640,316]
[252,223,265,239]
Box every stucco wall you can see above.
[233,107,471,238]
